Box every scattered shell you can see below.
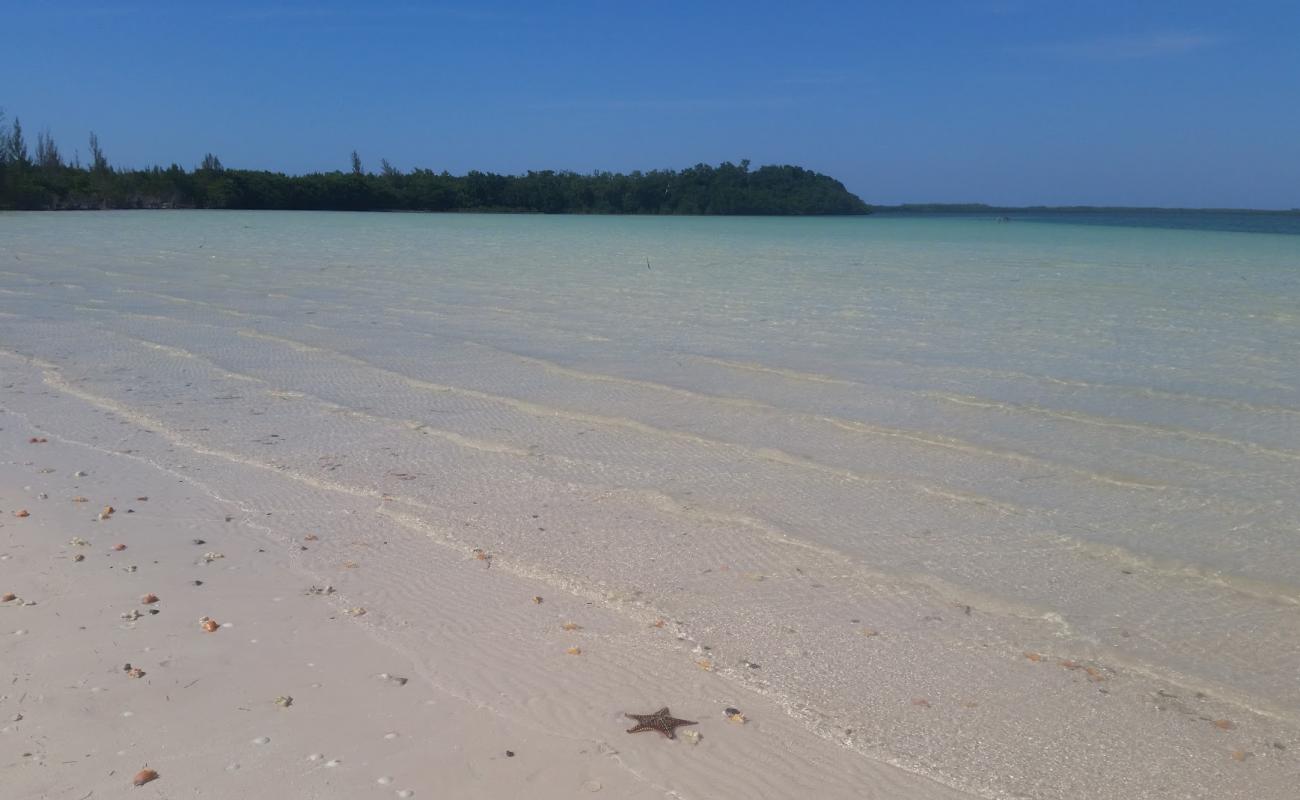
[305,585,335,596]
[384,732,400,740]
[651,618,666,628]
[274,696,293,708]
[681,730,702,745]
[566,646,582,656]
[200,617,220,633]
[307,753,324,761]
[69,537,90,546]
[724,707,747,724]
[1214,719,1235,730]
[1,593,15,603]
[37,492,48,500]
[378,776,394,785]
[136,496,148,501]
[126,667,146,679]
[531,596,543,604]
[342,561,359,569]
[13,510,30,518]
[324,758,341,767]
[347,606,367,616]
[203,552,224,562]
[121,609,142,621]
[74,470,88,477]
[113,544,127,551]
[125,565,138,572]
[397,791,415,799]
[304,534,319,541]
[141,593,160,604]
[695,658,714,671]
[73,554,85,562]
[377,673,409,686]
[860,628,879,637]
[102,506,115,516]
[72,496,88,503]
[252,736,270,745]
[132,768,159,786]
[191,538,206,546]
[561,622,582,631]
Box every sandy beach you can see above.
[1,401,971,799]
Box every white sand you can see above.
[1,416,966,799]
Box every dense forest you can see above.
[0,112,869,215]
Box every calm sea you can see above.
[2,209,1297,798]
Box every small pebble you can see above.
[73,554,85,562]
[325,758,341,767]
[383,732,399,740]
[377,776,394,785]
[192,539,206,546]
[505,750,515,757]
[74,470,88,477]
[307,753,324,761]
[252,736,270,745]
[396,791,415,799]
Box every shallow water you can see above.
[2,210,1298,798]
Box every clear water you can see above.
[2,210,1298,798]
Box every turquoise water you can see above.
[2,210,1298,798]
[876,208,1300,235]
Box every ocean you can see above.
[2,210,1297,798]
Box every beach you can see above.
[2,210,1298,799]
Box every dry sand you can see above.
[1,414,969,799]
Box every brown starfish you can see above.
[625,707,697,739]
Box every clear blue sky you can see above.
[3,1,1298,207]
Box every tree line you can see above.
[0,112,869,215]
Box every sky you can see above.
[2,1,1298,208]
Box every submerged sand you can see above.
[2,211,1298,798]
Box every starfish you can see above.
[625,707,697,739]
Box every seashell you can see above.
[252,736,270,745]
[13,510,30,518]
[72,496,88,503]
[127,667,146,679]
[561,622,582,631]
[74,470,88,477]
[347,607,366,616]
[203,552,224,562]
[113,544,127,551]
[724,707,746,723]
[304,534,319,541]
[121,609,142,621]
[681,730,702,745]
[201,618,220,632]
[73,554,86,562]
[69,537,90,546]
[565,646,582,656]
[132,768,159,786]
[532,596,543,604]
[141,593,160,604]
[274,695,293,708]
[1,593,15,603]
[102,506,115,516]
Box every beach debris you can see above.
[561,622,582,631]
[133,768,159,786]
[1214,719,1235,730]
[73,554,85,562]
[69,537,90,546]
[377,673,409,686]
[37,492,48,500]
[305,585,335,596]
[346,606,367,616]
[113,543,127,551]
[566,646,583,656]
[121,609,143,621]
[141,593,160,604]
[625,707,697,739]
[274,695,293,708]
[472,548,492,567]
[695,658,714,671]
[100,506,116,519]
[724,707,747,724]
[124,664,146,679]
[13,509,30,518]
[203,551,224,562]
[912,698,932,708]
[200,617,220,632]
[681,730,702,745]
[1,593,15,603]
[72,496,88,503]
[532,596,543,604]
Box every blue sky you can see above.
[3,1,1298,207]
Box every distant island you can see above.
[0,114,869,216]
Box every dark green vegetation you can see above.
[0,112,868,215]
